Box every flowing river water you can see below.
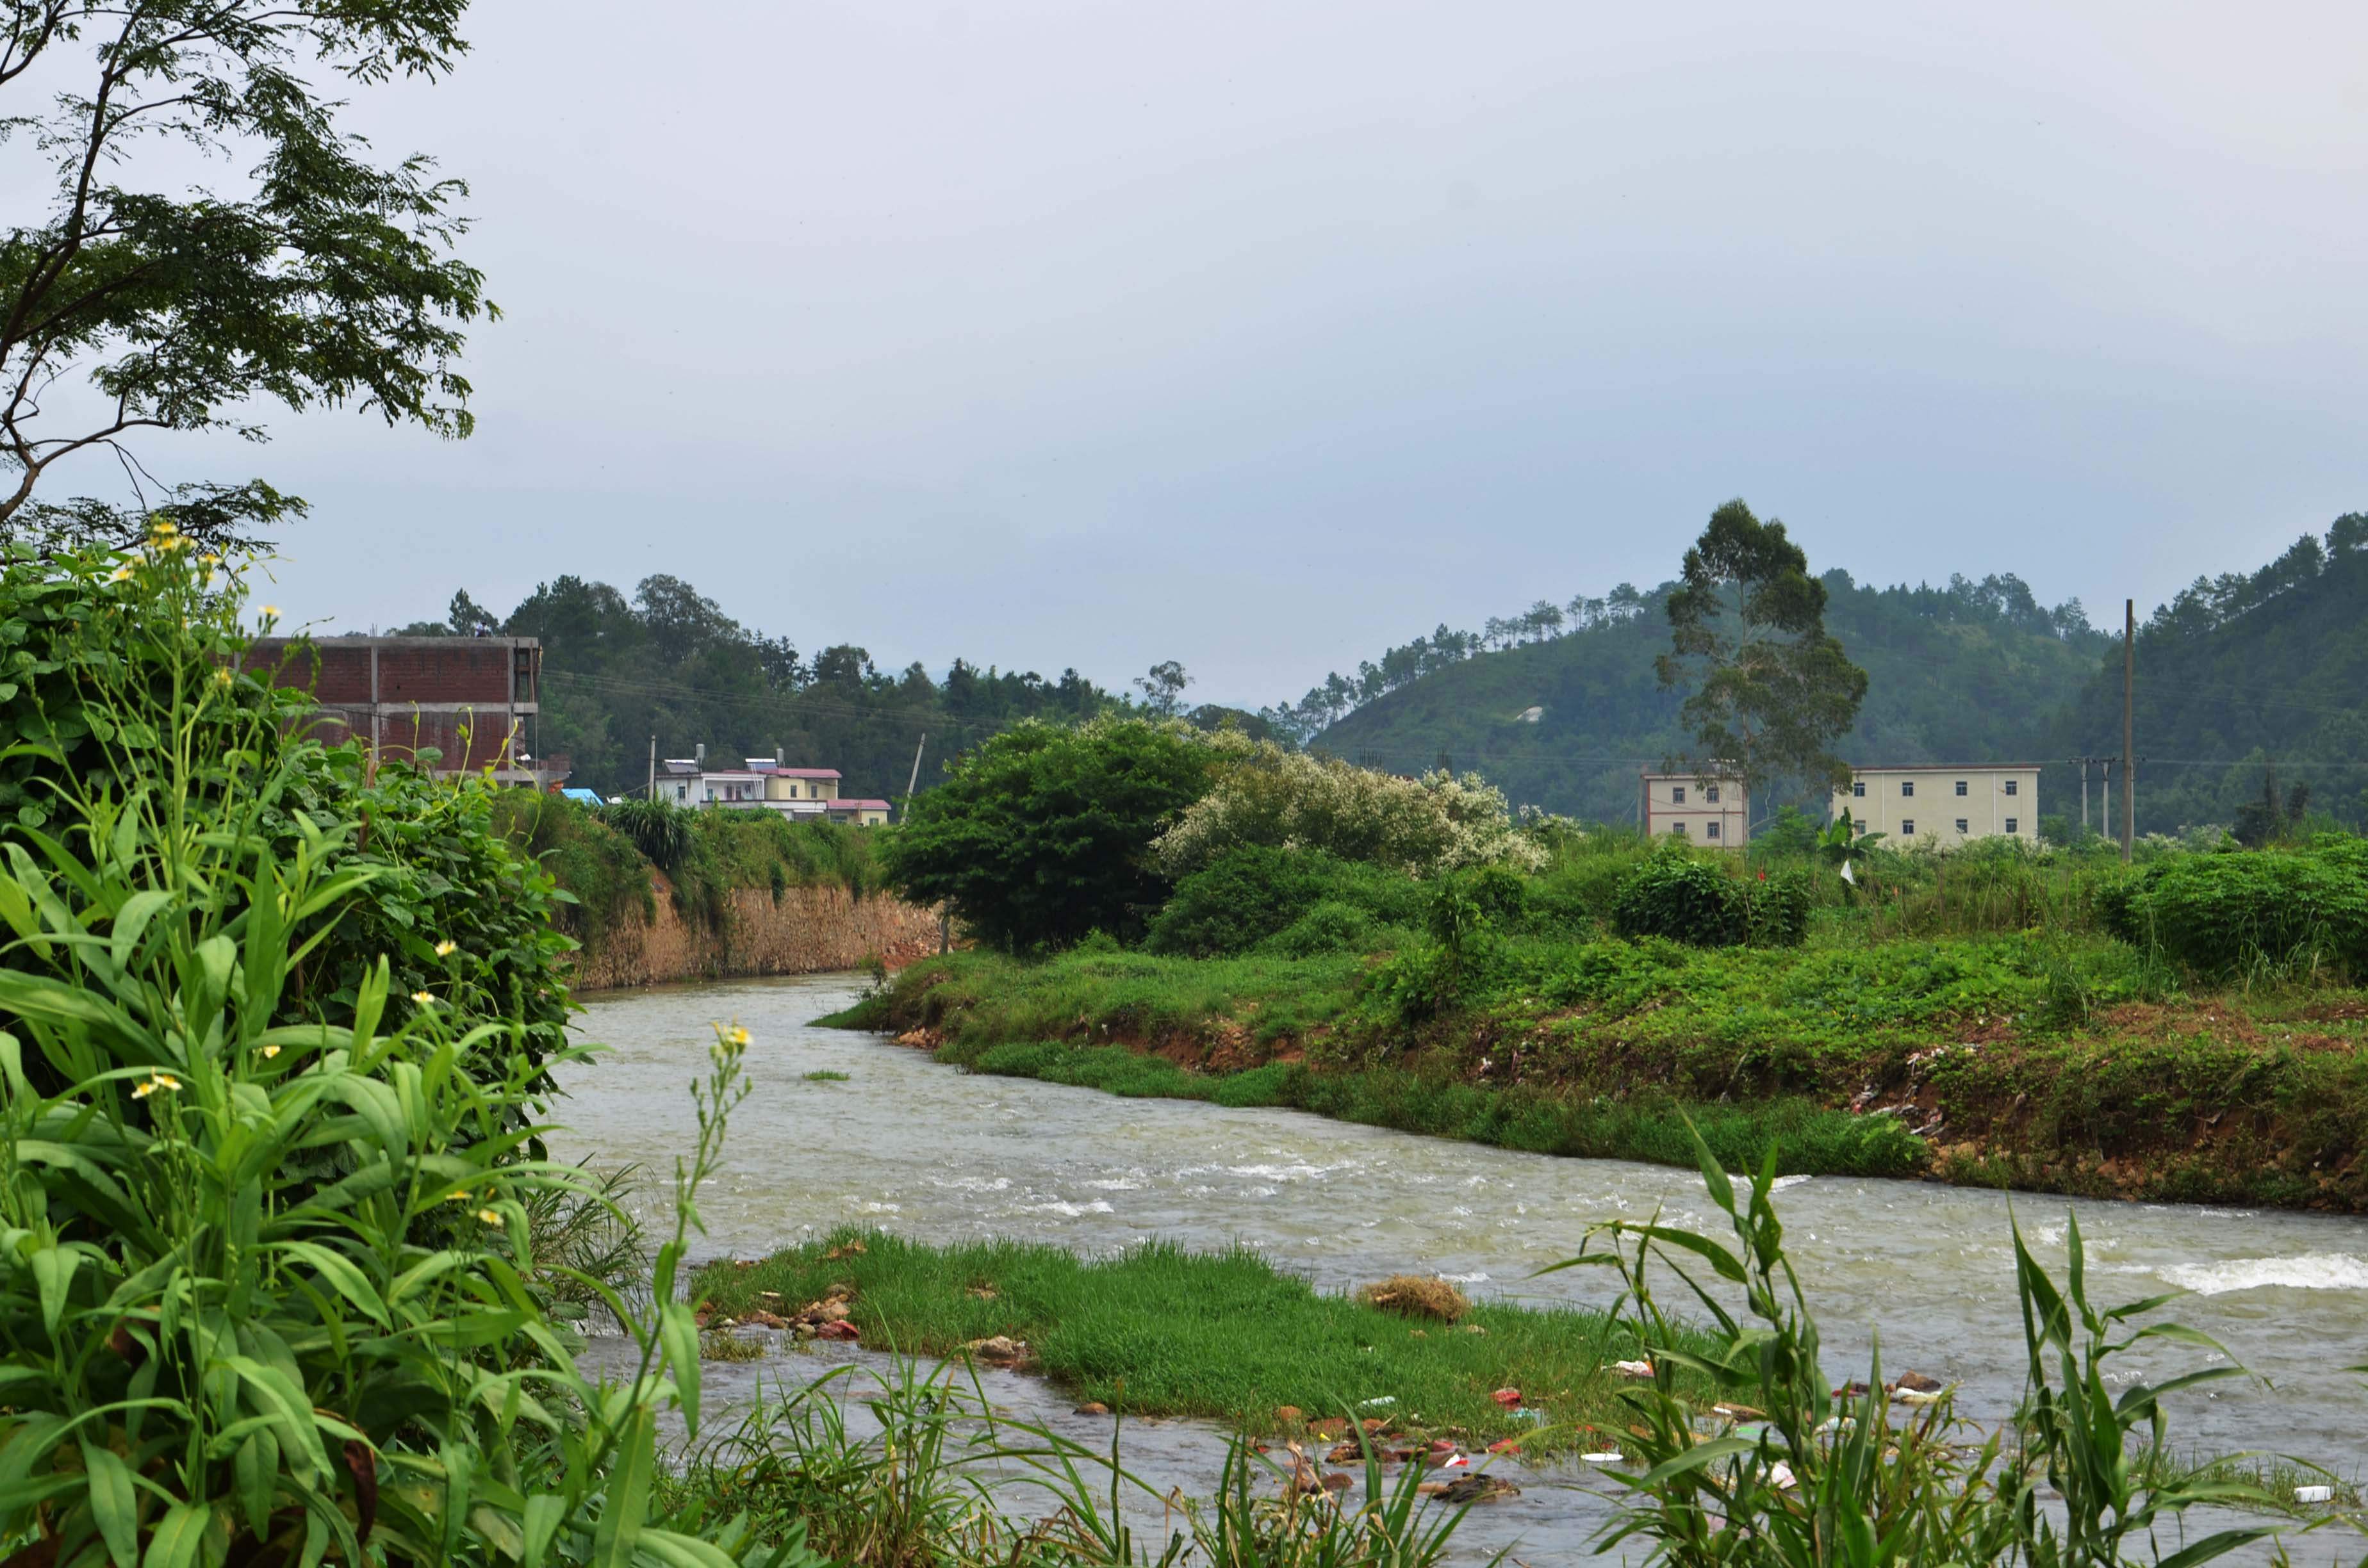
[555,974,2368,1564]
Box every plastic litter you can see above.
[2296,1485,2334,1505]
[1581,1451,1623,1464]
[1358,1396,1396,1409]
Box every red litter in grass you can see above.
[1490,1387,1522,1407]
[1487,1438,1523,1453]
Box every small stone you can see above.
[964,1334,1027,1364]
[1074,1402,1110,1416]
[813,1319,859,1341]
[1437,1473,1519,1505]
[1893,1371,1943,1394]
[1320,1473,1354,1492]
[1274,1405,1303,1423]
[741,1310,787,1330]
[1610,1359,1654,1380]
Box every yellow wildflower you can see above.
[411,990,436,1006]
[727,1025,752,1047]
[130,1072,181,1099]
[259,1044,281,1059]
[151,519,178,535]
[475,1207,501,1226]
[110,566,133,582]
[261,605,280,619]
[213,667,234,686]
[434,939,458,957]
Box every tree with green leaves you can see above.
[1656,498,1867,801]
[0,0,489,551]
[881,717,1212,950]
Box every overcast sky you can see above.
[81,1,2368,708]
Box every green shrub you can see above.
[599,794,696,867]
[2105,837,2368,979]
[1259,899,1374,957]
[1146,845,1424,957]
[1740,867,1813,947]
[882,717,1212,950]
[1612,848,1745,946]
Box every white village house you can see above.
[1833,764,2039,846]
[1639,769,1750,847]
[658,755,893,826]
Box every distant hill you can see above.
[2053,521,2368,833]
[1309,571,2115,824]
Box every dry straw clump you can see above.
[1358,1274,1471,1322]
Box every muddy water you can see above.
[556,974,2368,1562]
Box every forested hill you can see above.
[2054,521,2368,833]
[382,575,1124,799]
[1309,572,2114,823]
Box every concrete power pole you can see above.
[2121,598,2135,863]
[646,735,656,802]
[903,733,928,819]
[2078,757,2088,835]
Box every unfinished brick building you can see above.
[246,635,558,786]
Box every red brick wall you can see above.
[249,638,529,705]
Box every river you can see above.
[554,974,2368,1564]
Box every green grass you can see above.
[831,936,2368,1210]
[803,1069,851,1082]
[693,1230,1719,1448]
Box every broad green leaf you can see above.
[591,1409,657,1568]
[31,1245,79,1335]
[659,1301,702,1438]
[142,1501,215,1568]
[80,1438,140,1568]
[109,889,173,972]
[637,1530,745,1568]
[521,1492,566,1568]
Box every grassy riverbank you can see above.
[824,936,2368,1209]
[691,1230,1720,1450]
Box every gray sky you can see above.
[108,1,2368,708]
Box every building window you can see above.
[1902,818,1915,836]
[2004,780,2019,797]
[1955,780,1968,796]
[1670,821,1687,836]
[1706,821,1722,839]
[1852,780,1866,798]
[1955,818,1969,834]
[2005,817,2019,833]
[1706,785,1720,802]
[1672,785,1686,804]
[1901,780,1914,797]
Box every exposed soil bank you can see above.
[566,874,942,991]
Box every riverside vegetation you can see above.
[854,719,2368,1212]
[4,538,2358,1567]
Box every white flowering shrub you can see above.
[1152,731,1546,878]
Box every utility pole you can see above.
[646,735,656,802]
[2121,598,2135,863]
[903,732,928,815]
[2078,757,2088,835]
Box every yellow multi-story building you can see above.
[1833,765,2040,846]
[1640,769,1749,847]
